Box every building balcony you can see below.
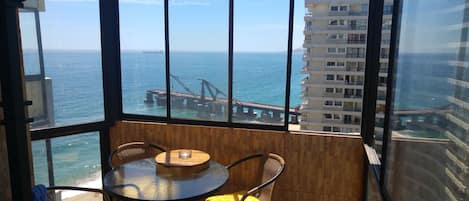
[304,53,366,59]
[302,79,364,87]
[344,106,362,112]
[306,0,371,6]
[303,39,366,47]
[302,67,365,74]
[344,119,361,125]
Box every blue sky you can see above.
[19,0,464,53]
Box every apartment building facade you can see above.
[301,0,392,135]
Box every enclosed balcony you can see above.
[1,0,468,201]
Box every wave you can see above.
[60,171,103,200]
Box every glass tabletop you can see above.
[103,159,229,201]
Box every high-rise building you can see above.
[445,1,469,199]
[300,0,392,136]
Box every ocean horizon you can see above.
[27,50,456,189]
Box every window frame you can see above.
[3,0,400,200]
[118,0,295,131]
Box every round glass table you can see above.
[103,159,229,201]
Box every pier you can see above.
[145,89,300,124]
[144,75,299,123]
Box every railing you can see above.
[322,119,342,124]
[323,92,344,98]
[346,53,366,58]
[345,81,364,86]
[343,106,362,112]
[327,25,350,30]
[347,40,366,44]
[344,94,363,98]
[328,11,350,16]
[344,119,361,125]
[349,12,368,16]
[347,66,365,72]
[350,24,367,30]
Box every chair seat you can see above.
[206,192,260,201]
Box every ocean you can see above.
[28,51,456,189]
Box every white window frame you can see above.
[326,74,335,80]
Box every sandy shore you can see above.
[64,193,104,201]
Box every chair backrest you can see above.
[258,153,285,201]
[224,153,286,201]
[109,142,165,168]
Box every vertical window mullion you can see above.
[380,0,403,190]
[164,0,171,120]
[284,0,295,130]
[361,0,384,145]
[228,0,234,124]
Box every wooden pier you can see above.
[145,89,300,124]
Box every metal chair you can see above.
[206,153,285,201]
[108,141,166,168]
[46,186,110,201]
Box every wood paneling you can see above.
[110,121,365,201]
[0,85,13,201]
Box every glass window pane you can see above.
[299,0,371,133]
[19,10,41,76]
[19,0,104,129]
[384,1,468,201]
[32,132,102,190]
[120,0,166,117]
[233,0,290,125]
[32,140,49,185]
[169,1,229,121]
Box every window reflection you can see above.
[384,1,468,201]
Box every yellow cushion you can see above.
[206,192,260,201]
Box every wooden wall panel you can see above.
[0,85,13,201]
[110,121,364,201]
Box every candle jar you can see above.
[178,149,192,159]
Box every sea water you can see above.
[28,50,455,188]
